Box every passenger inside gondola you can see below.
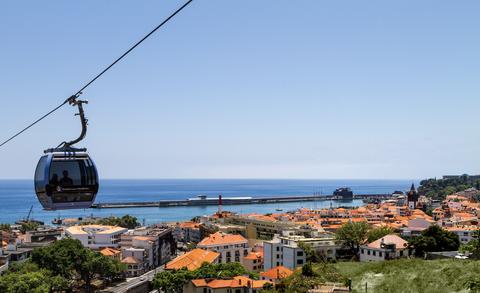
[59,170,73,186]
[50,173,59,185]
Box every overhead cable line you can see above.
[0,0,194,149]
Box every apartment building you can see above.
[173,221,202,244]
[65,225,128,249]
[263,232,337,270]
[197,232,250,264]
[120,226,176,268]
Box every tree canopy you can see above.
[366,226,394,243]
[31,238,125,291]
[97,215,140,229]
[153,262,257,293]
[335,221,369,259]
[419,175,480,199]
[409,225,460,257]
[459,230,480,259]
[0,262,69,293]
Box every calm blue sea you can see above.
[0,179,415,224]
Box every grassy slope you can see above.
[335,259,480,293]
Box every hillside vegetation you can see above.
[335,259,480,293]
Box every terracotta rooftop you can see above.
[260,266,293,280]
[198,232,247,247]
[165,248,219,271]
[244,251,263,261]
[192,276,271,289]
[121,256,141,264]
[100,247,121,257]
[367,234,408,249]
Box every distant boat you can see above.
[275,208,283,211]
[333,187,354,199]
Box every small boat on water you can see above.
[275,208,283,211]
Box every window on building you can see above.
[367,250,370,255]
[297,251,303,256]
[276,247,280,251]
[297,259,303,265]
[277,254,280,259]
[373,251,376,256]
[361,249,364,254]
[379,251,383,257]
[400,250,404,256]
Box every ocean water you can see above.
[0,179,415,224]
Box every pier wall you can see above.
[91,194,391,209]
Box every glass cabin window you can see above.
[35,156,47,185]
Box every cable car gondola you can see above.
[34,96,99,210]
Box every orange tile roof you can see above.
[260,266,293,279]
[192,276,271,289]
[192,279,208,287]
[178,221,200,229]
[121,256,141,264]
[367,234,408,249]
[198,232,247,247]
[244,251,263,260]
[165,248,219,271]
[100,247,120,257]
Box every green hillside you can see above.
[335,259,480,293]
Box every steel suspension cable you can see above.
[0,0,194,149]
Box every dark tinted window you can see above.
[35,156,47,184]
[50,160,83,186]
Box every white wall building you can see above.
[447,226,479,244]
[65,225,128,249]
[263,232,337,270]
[359,234,411,262]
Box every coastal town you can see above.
[1,176,479,292]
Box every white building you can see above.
[65,225,128,249]
[446,226,479,244]
[263,232,337,270]
[359,234,410,262]
[197,232,250,264]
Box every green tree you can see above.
[20,221,39,233]
[98,215,140,229]
[31,238,125,291]
[409,225,460,257]
[335,221,369,259]
[0,223,11,232]
[153,262,258,292]
[0,262,69,293]
[459,230,480,259]
[153,268,195,293]
[366,226,394,243]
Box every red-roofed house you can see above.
[197,232,250,264]
[243,251,264,272]
[183,276,272,293]
[359,234,411,262]
[260,266,293,284]
[165,248,219,271]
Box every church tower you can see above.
[407,183,419,209]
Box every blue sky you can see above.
[1,0,479,179]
